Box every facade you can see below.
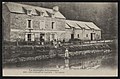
[65,20,101,41]
[2,2,101,43]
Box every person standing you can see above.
[58,41,61,47]
[65,48,69,59]
[64,48,70,69]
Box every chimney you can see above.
[2,2,5,4]
[53,6,59,12]
[2,2,7,4]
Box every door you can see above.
[71,34,74,39]
[52,34,55,40]
[50,34,57,41]
[51,34,55,41]
[91,33,95,40]
[40,33,45,42]
[91,33,93,40]
[25,33,34,41]
[28,34,31,41]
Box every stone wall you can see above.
[9,13,66,41]
[10,13,65,31]
[75,29,101,40]
[2,5,11,41]
[65,29,73,42]
[65,28,101,41]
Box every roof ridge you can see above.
[6,2,53,11]
[66,19,92,23]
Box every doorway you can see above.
[40,33,45,42]
[51,34,55,41]
[71,34,74,39]
[91,33,95,40]
[50,34,57,41]
[28,34,31,41]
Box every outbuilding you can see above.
[65,20,101,42]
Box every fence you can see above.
[3,41,52,46]
[84,40,113,44]
[5,39,116,47]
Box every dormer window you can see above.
[82,27,85,29]
[51,14,55,18]
[36,9,45,17]
[40,12,44,17]
[22,7,32,15]
[27,10,32,15]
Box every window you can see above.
[40,12,44,17]
[28,20,32,28]
[40,34,45,42]
[28,34,31,41]
[25,33,34,41]
[77,34,79,38]
[40,20,45,29]
[27,10,32,15]
[86,34,88,37]
[52,22,55,29]
[52,34,55,40]
[71,34,74,39]
[51,14,55,18]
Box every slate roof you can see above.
[65,20,101,30]
[3,2,101,31]
[76,22,90,29]
[65,23,71,29]
[5,2,66,19]
[85,22,101,30]
[66,20,81,29]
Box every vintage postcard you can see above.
[2,2,118,76]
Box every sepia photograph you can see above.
[2,2,118,76]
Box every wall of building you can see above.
[82,30,101,40]
[10,13,65,30]
[2,5,11,41]
[74,29,82,39]
[65,29,73,42]
[82,30,92,40]
[9,13,66,41]
[94,30,101,40]
[65,28,101,41]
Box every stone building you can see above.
[2,2,66,42]
[2,2,101,43]
[65,20,101,41]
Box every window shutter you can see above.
[43,21,45,29]
[31,34,34,41]
[25,34,28,41]
[55,34,57,40]
[54,22,56,29]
